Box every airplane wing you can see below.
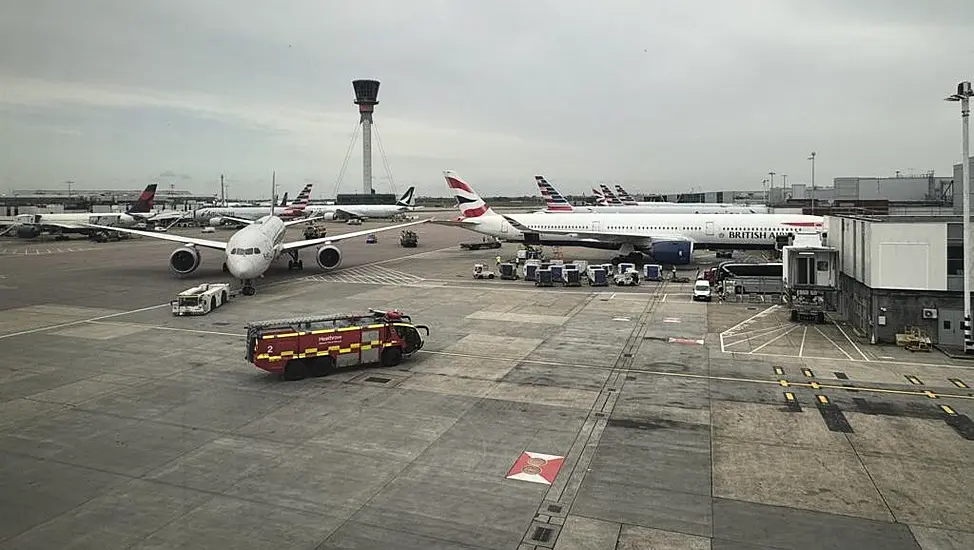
[219,216,256,226]
[281,218,431,251]
[83,223,228,251]
[283,216,324,227]
[500,215,690,245]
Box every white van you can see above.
[692,279,712,302]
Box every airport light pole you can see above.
[946,81,974,354]
[808,152,816,215]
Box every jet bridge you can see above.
[782,232,838,323]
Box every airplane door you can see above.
[501,220,508,233]
[705,221,715,235]
[592,221,600,232]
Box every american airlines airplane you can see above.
[537,176,767,214]
[193,183,314,225]
[86,185,430,296]
[442,171,822,265]
[303,187,417,220]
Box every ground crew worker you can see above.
[495,255,502,266]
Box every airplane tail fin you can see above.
[270,171,277,217]
[126,183,157,214]
[592,188,608,206]
[599,184,624,206]
[396,186,416,207]
[534,175,574,212]
[279,192,289,207]
[443,171,493,219]
[290,183,313,207]
[614,185,639,206]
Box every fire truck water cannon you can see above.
[245,311,430,380]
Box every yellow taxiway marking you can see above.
[773,366,784,376]
[950,378,969,389]
[941,405,957,416]
[816,395,830,405]
[802,368,814,378]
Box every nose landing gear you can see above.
[242,280,256,296]
[286,250,303,271]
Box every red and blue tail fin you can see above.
[444,171,493,219]
[534,175,574,212]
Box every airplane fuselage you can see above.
[458,211,822,251]
[17,212,139,229]
[304,204,407,219]
[196,207,304,223]
[556,204,769,214]
[223,216,288,281]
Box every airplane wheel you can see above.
[296,260,303,270]
[287,260,294,270]
[242,286,255,296]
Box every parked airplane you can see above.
[302,187,416,221]
[85,183,429,296]
[537,177,767,214]
[11,184,158,239]
[193,183,313,226]
[443,171,822,265]
[501,208,823,265]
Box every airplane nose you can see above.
[225,256,258,280]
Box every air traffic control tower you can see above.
[353,79,380,195]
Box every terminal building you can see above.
[826,210,971,350]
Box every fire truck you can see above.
[245,309,429,380]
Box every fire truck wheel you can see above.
[283,360,309,381]
[308,355,335,377]
[380,347,402,367]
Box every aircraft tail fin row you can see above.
[598,184,625,206]
[534,175,574,212]
[290,183,313,208]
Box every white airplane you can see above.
[537,177,767,214]
[193,183,314,225]
[594,183,768,213]
[442,171,822,265]
[12,183,158,239]
[303,187,416,220]
[85,184,430,296]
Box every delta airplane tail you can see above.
[126,184,157,214]
[443,171,495,220]
[614,185,639,206]
[534,176,574,212]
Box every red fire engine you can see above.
[245,309,429,380]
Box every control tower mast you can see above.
[352,79,380,195]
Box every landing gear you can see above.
[222,262,229,273]
[242,280,256,296]
[611,252,646,266]
[286,251,304,271]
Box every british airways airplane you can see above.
[443,171,822,265]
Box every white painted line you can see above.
[86,320,242,337]
[833,321,870,361]
[719,305,778,337]
[799,326,808,357]
[749,325,799,353]
[0,303,170,340]
[813,325,854,361]
[721,324,793,348]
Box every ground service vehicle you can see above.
[460,237,502,250]
[303,224,327,239]
[245,309,430,380]
[473,263,495,279]
[399,230,418,247]
[366,233,378,244]
[171,283,231,315]
[782,232,837,323]
[692,279,712,302]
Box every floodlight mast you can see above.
[353,79,381,195]
[945,81,974,353]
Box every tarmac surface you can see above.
[1,220,973,549]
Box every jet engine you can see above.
[15,225,40,238]
[318,212,335,221]
[208,217,224,227]
[650,240,694,265]
[169,246,202,274]
[315,245,342,270]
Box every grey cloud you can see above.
[0,0,972,197]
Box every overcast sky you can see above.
[1,1,973,199]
